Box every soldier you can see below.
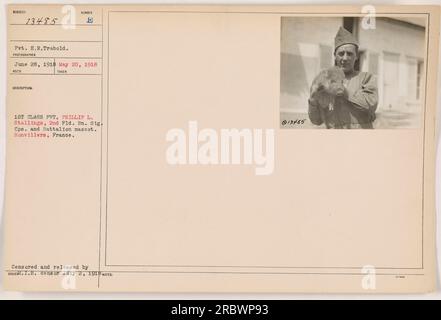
[308,27,378,129]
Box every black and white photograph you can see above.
[280,16,427,129]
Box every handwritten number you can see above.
[24,17,58,25]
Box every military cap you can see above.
[334,26,359,51]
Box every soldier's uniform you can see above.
[308,27,378,129]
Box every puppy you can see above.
[310,67,346,125]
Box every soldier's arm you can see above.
[308,97,323,126]
[347,73,378,115]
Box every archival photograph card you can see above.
[3,4,439,293]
